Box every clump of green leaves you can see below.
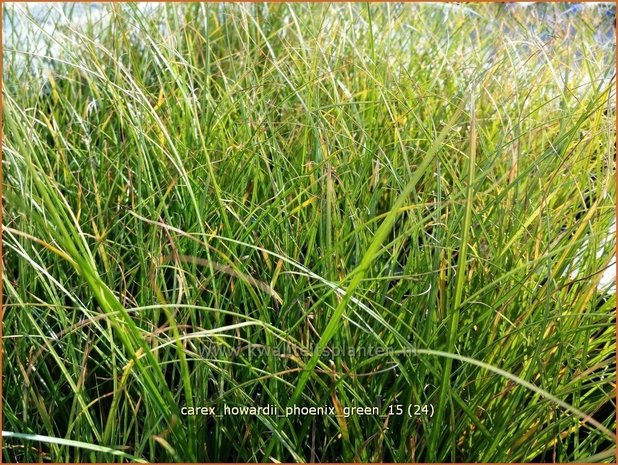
[3,3,616,462]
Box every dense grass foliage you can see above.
[3,3,616,462]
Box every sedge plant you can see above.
[2,3,616,462]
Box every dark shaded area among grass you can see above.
[2,3,616,462]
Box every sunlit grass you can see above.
[2,3,616,462]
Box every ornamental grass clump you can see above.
[2,3,616,462]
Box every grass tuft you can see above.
[3,3,616,462]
